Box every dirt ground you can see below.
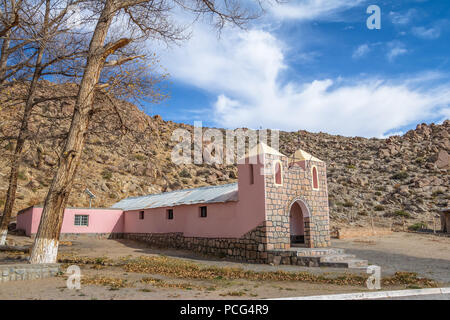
[333,232,450,283]
[0,232,448,300]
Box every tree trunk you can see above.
[0,31,47,246]
[29,0,116,264]
[0,30,12,84]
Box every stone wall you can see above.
[123,222,269,264]
[123,231,338,267]
[264,153,331,249]
[0,263,60,282]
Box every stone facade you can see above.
[0,263,60,282]
[264,153,331,249]
[120,148,331,264]
[124,222,269,263]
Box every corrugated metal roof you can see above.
[111,183,238,211]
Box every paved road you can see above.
[376,293,450,300]
[273,287,450,300]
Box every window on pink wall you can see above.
[139,211,145,220]
[275,161,282,185]
[200,206,207,218]
[249,164,254,184]
[312,166,319,190]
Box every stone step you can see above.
[319,254,356,263]
[294,248,345,257]
[320,259,368,269]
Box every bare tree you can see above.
[0,0,21,36]
[29,0,269,263]
[0,0,88,245]
[0,0,23,83]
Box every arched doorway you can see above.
[289,199,311,246]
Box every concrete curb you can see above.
[271,287,450,300]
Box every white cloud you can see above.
[386,42,408,62]
[352,44,370,59]
[269,0,364,21]
[213,76,450,138]
[389,9,417,25]
[412,26,441,39]
[154,7,450,138]
[158,26,285,98]
[159,24,450,138]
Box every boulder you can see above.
[434,150,450,169]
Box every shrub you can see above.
[374,205,384,211]
[408,222,427,231]
[415,157,425,164]
[391,171,408,180]
[133,154,147,161]
[17,171,27,181]
[179,168,192,178]
[343,201,354,208]
[169,181,182,190]
[394,210,411,218]
[196,169,210,176]
[4,142,14,151]
[101,170,112,180]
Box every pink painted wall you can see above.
[16,161,269,239]
[236,159,267,223]
[16,207,124,236]
[124,161,269,239]
[16,207,34,236]
[124,201,255,238]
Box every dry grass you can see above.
[219,291,246,297]
[140,277,206,290]
[58,254,439,288]
[122,256,369,286]
[58,254,115,266]
[382,272,437,288]
[82,276,130,289]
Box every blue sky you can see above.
[145,0,450,138]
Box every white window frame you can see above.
[74,215,89,227]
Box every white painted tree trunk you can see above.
[29,238,59,264]
[29,0,117,264]
[0,229,7,246]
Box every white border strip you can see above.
[271,287,450,300]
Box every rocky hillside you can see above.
[278,123,449,230]
[0,82,448,230]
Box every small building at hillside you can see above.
[17,143,331,264]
